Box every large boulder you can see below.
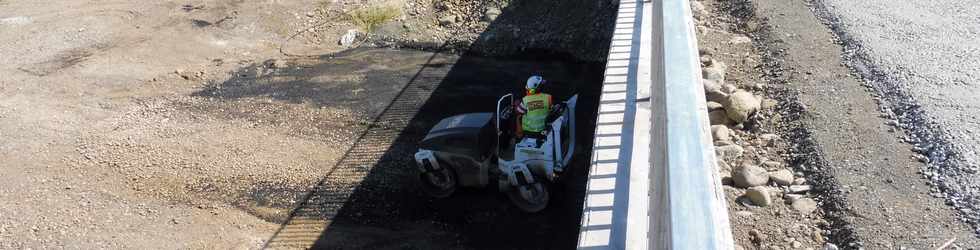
[723,90,760,124]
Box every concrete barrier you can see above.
[577,0,733,249]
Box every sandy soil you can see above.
[0,0,610,248]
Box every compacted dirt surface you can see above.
[0,0,614,248]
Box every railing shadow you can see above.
[192,1,615,249]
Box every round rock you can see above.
[709,110,731,125]
[723,90,760,124]
[711,125,731,142]
[706,101,724,111]
[703,79,728,103]
[732,164,768,188]
[702,60,727,82]
[769,169,794,186]
[745,186,772,207]
[716,144,744,163]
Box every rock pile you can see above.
[701,55,818,211]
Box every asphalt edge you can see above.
[804,0,980,236]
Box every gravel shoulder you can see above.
[744,0,980,248]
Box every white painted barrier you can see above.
[577,0,733,249]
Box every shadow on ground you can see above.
[194,1,614,248]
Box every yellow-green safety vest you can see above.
[522,93,552,133]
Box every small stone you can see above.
[749,229,767,243]
[723,90,761,124]
[706,101,724,111]
[700,55,712,66]
[483,7,501,21]
[703,79,726,101]
[709,110,731,125]
[267,59,287,69]
[792,241,802,248]
[784,193,803,204]
[762,161,783,169]
[788,185,812,194]
[716,144,744,163]
[745,186,772,207]
[439,15,457,26]
[718,160,734,185]
[792,198,818,214]
[721,83,738,94]
[793,178,806,185]
[759,133,779,144]
[734,210,753,217]
[702,60,727,82]
[700,48,714,56]
[822,243,839,250]
[339,29,358,47]
[729,35,751,44]
[711,125,731,142]
[770,169,794,186]
[733,164,768,188]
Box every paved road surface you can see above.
[820,0,980,234]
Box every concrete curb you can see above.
[577,0,733,249]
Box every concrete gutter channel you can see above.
[577,0,733,249]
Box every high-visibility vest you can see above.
[522,93,552,133]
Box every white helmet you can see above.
[526,75,544,91]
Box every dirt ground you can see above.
[0,0,611,249]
